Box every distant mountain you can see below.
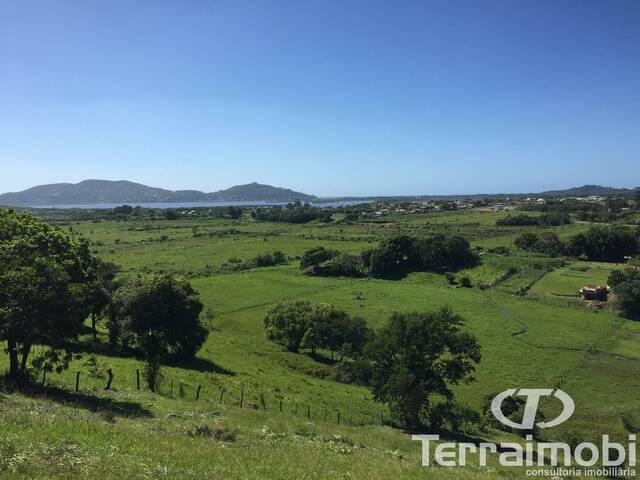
[209,182,316,202]
[0,180,316,206]
[539,184,639,197]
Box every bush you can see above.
[253,250,287,267]
[514,232,565,256]
[459,276,473,288]
[300,246,339,270]
[428,400,481,433]
[608,269,640,319]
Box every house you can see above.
[578,285,609,301]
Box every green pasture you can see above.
[1,207,638,478]
[528,261,622,297]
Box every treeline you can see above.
[0,208,209,391]
[252,200,333,224]
[300,234,479,279]
[520,196,640,223]
[263,301,481,430]
[514,225,639,262]
[496,213,570,227]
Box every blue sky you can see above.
[1,0,638,196]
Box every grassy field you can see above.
[528,261,621,297]
[1,207,638,478]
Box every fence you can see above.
[41,367,389,428]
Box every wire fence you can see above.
[40,367,390,429]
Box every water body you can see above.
[28,200,372,209]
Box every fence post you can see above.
[75,371,80,391]
[196,385,202,400]
[240,388,244,408]
[307,404,311,419]
[260,394,266,410]
[136,369,140,390]
[279,399,283,413]
[219,387,225,404]
[105,368,113,390]
[337,411,341,425]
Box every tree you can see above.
[514,232,539,251]
[300,246,338,270]
[368,235,413,278]
[514,232,565,256]
[0,209,94,381]
[568,225,638,262]
[366,307,481,430]
[113,204,134,215]
[608,269,640,319]
[86,259,119,343]
[301,303,354,354]
[111,274,206,390]
[337,315,370,361]
[164,209,179,220]
[535,232,565,256]
[263,301,312,352]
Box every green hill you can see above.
[0,180,316,206]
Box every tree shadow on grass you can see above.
[166,356,235,376]
[5,382,152,418]
[304,352,338,366]
[65,340,235,376]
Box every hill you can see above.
[209,182,316,202]
[539,184,639,197]
[0,180,316,206]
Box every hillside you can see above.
[539,184,639,197]
[210,182,316,202]
[2,207,640,478]
[0,180,316,206]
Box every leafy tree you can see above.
[514,232,565,256]
[366,307,481,430]
[535,232,566,256]
[113,204,134,215]
[225,206,243,219]
[608,269,640,319]
[369,235,413,278]
[514,232,540,251]
[0,209,94,381]
[164,209,179,220]
[300,246,338,270]
[568,225,638,262]
[86,259,119,342]
[111,274,206,389]
[311,252,365,277]
[264,301,371,358]
[263,301,312,352]
[337,315,370,360]
[252,250,287,267]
